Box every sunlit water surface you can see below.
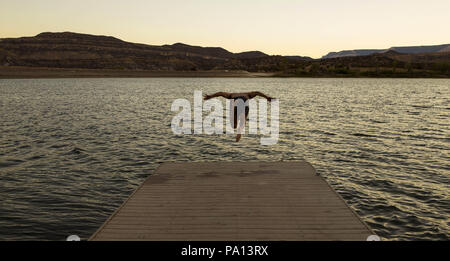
[0,78,449,240]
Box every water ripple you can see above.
[0,78,449,241]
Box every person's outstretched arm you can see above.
[248,91,274,101]
[203,92,232,100]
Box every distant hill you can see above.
[284,56,314,61]
[0,32,310,72]
[282,49,450,77]
[321,44,450,59]
[321,49,385,59]
[389,44,450,54]
[0,32,448,77]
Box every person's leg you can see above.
[236,110,246,142]
[235,104,249,142]
[232,105,242,141]
[233,107,238,129]
[245,106,249,121]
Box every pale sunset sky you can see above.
[1,0,449,58]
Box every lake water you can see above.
[0,78,449,241]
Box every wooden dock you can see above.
[90,161,375,241]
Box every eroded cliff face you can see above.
[0,32,309,72]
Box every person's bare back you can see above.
[203,91,274,142]
[204,91,273,102]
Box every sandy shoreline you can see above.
[0,66,276,79]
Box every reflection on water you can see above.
[0,78,449,240]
